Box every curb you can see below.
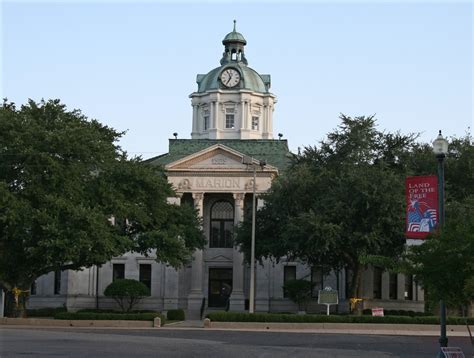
[203,321,474,337]
[0,317,155,328]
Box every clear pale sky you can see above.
[2,1,472,159]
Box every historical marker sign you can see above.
[318,287,338,316]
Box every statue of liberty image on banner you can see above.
[405,175,439,239]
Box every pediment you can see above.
[207,254,232,262]
[166,144,272,172]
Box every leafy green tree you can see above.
[236,115,418,299]
[0,99,205,317]
[404,197,474,309]
[401,133,474,313]
[103,279,150,312]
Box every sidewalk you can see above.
[198,321,474,337]
[1,317,473,338]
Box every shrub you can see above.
[54,311,164,323]
[282,279,315,311]
[362,309,431,317]
[26,307,67,317]
[77,308,156,314]
[167,309,185,321]
[103,279,150,313]
[206,312,474,325]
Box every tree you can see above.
[404,198,474,310]
[0,99,205,317]
[103,279,150,312]
[236,115,418,299]
[401,133,474,312]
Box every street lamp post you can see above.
[432,130,449,354]
[242,156,265,314]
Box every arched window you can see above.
[210,200,234,248]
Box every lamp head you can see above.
[432,130,449,157]
[173,132,178,139]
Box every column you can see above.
[255,258,270,312]
[164,266,179,310]
[164,194,182,310]
[381,271,390,300]
[241,101,246,129]
[187,193,205,313]
[229,193,246,311]
[0,288,4,317]
[191,104,198,135]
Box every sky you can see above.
[1,1,472,159]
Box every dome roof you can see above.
[197,64,268,93]
[222,30,246,45]
[222,20,247,45]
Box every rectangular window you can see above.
[204,115,209,130]
[225,114,235,129]
[389,273,398,300]
[405,274,413,300]
[210,221,234,248]
[373,267,383,299]
[113,263,125,282]
[139,264,152,291]
[54,270,61,295]
[251,116,259,130]
[311,266,323,298]
[283,266,296,298]
[30,281,37,295]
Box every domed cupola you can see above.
[220,20,248,66]
[190,22,276,141]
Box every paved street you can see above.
[0,327,472,357]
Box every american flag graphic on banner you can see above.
[405,176,438,239]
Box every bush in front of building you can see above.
[282,279,315,312]
[54,311,165,323]
[362,309,431,317]
[76,309,156,314]
[103,279,150,313]
[167,309,185,321]
[26,307,67,317]
[206,312,474,325]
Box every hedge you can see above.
[26,307,67,317]
[206,312,474,325]
[167,309,185,321]
[54,311,165,324]
[362,309,431,317]
[76,309,156,314]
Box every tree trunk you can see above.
[347,262,363,315]
[4,290,28,318]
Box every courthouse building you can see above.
[27,24,424,315]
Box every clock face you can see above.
[221,68,241,88]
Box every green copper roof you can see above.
[197,64,270,93]
[223,20,247,45]
[146,139,293,172]
[223,31,246,45]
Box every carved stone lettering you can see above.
[211,157,227,165]
[195,178,241,189]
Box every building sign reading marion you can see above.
[196,177,240,189]
[405,175,438,239]
[176,177,242,191]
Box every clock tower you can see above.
[190,21,276,140]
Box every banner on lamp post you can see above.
[405,175,438,239]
